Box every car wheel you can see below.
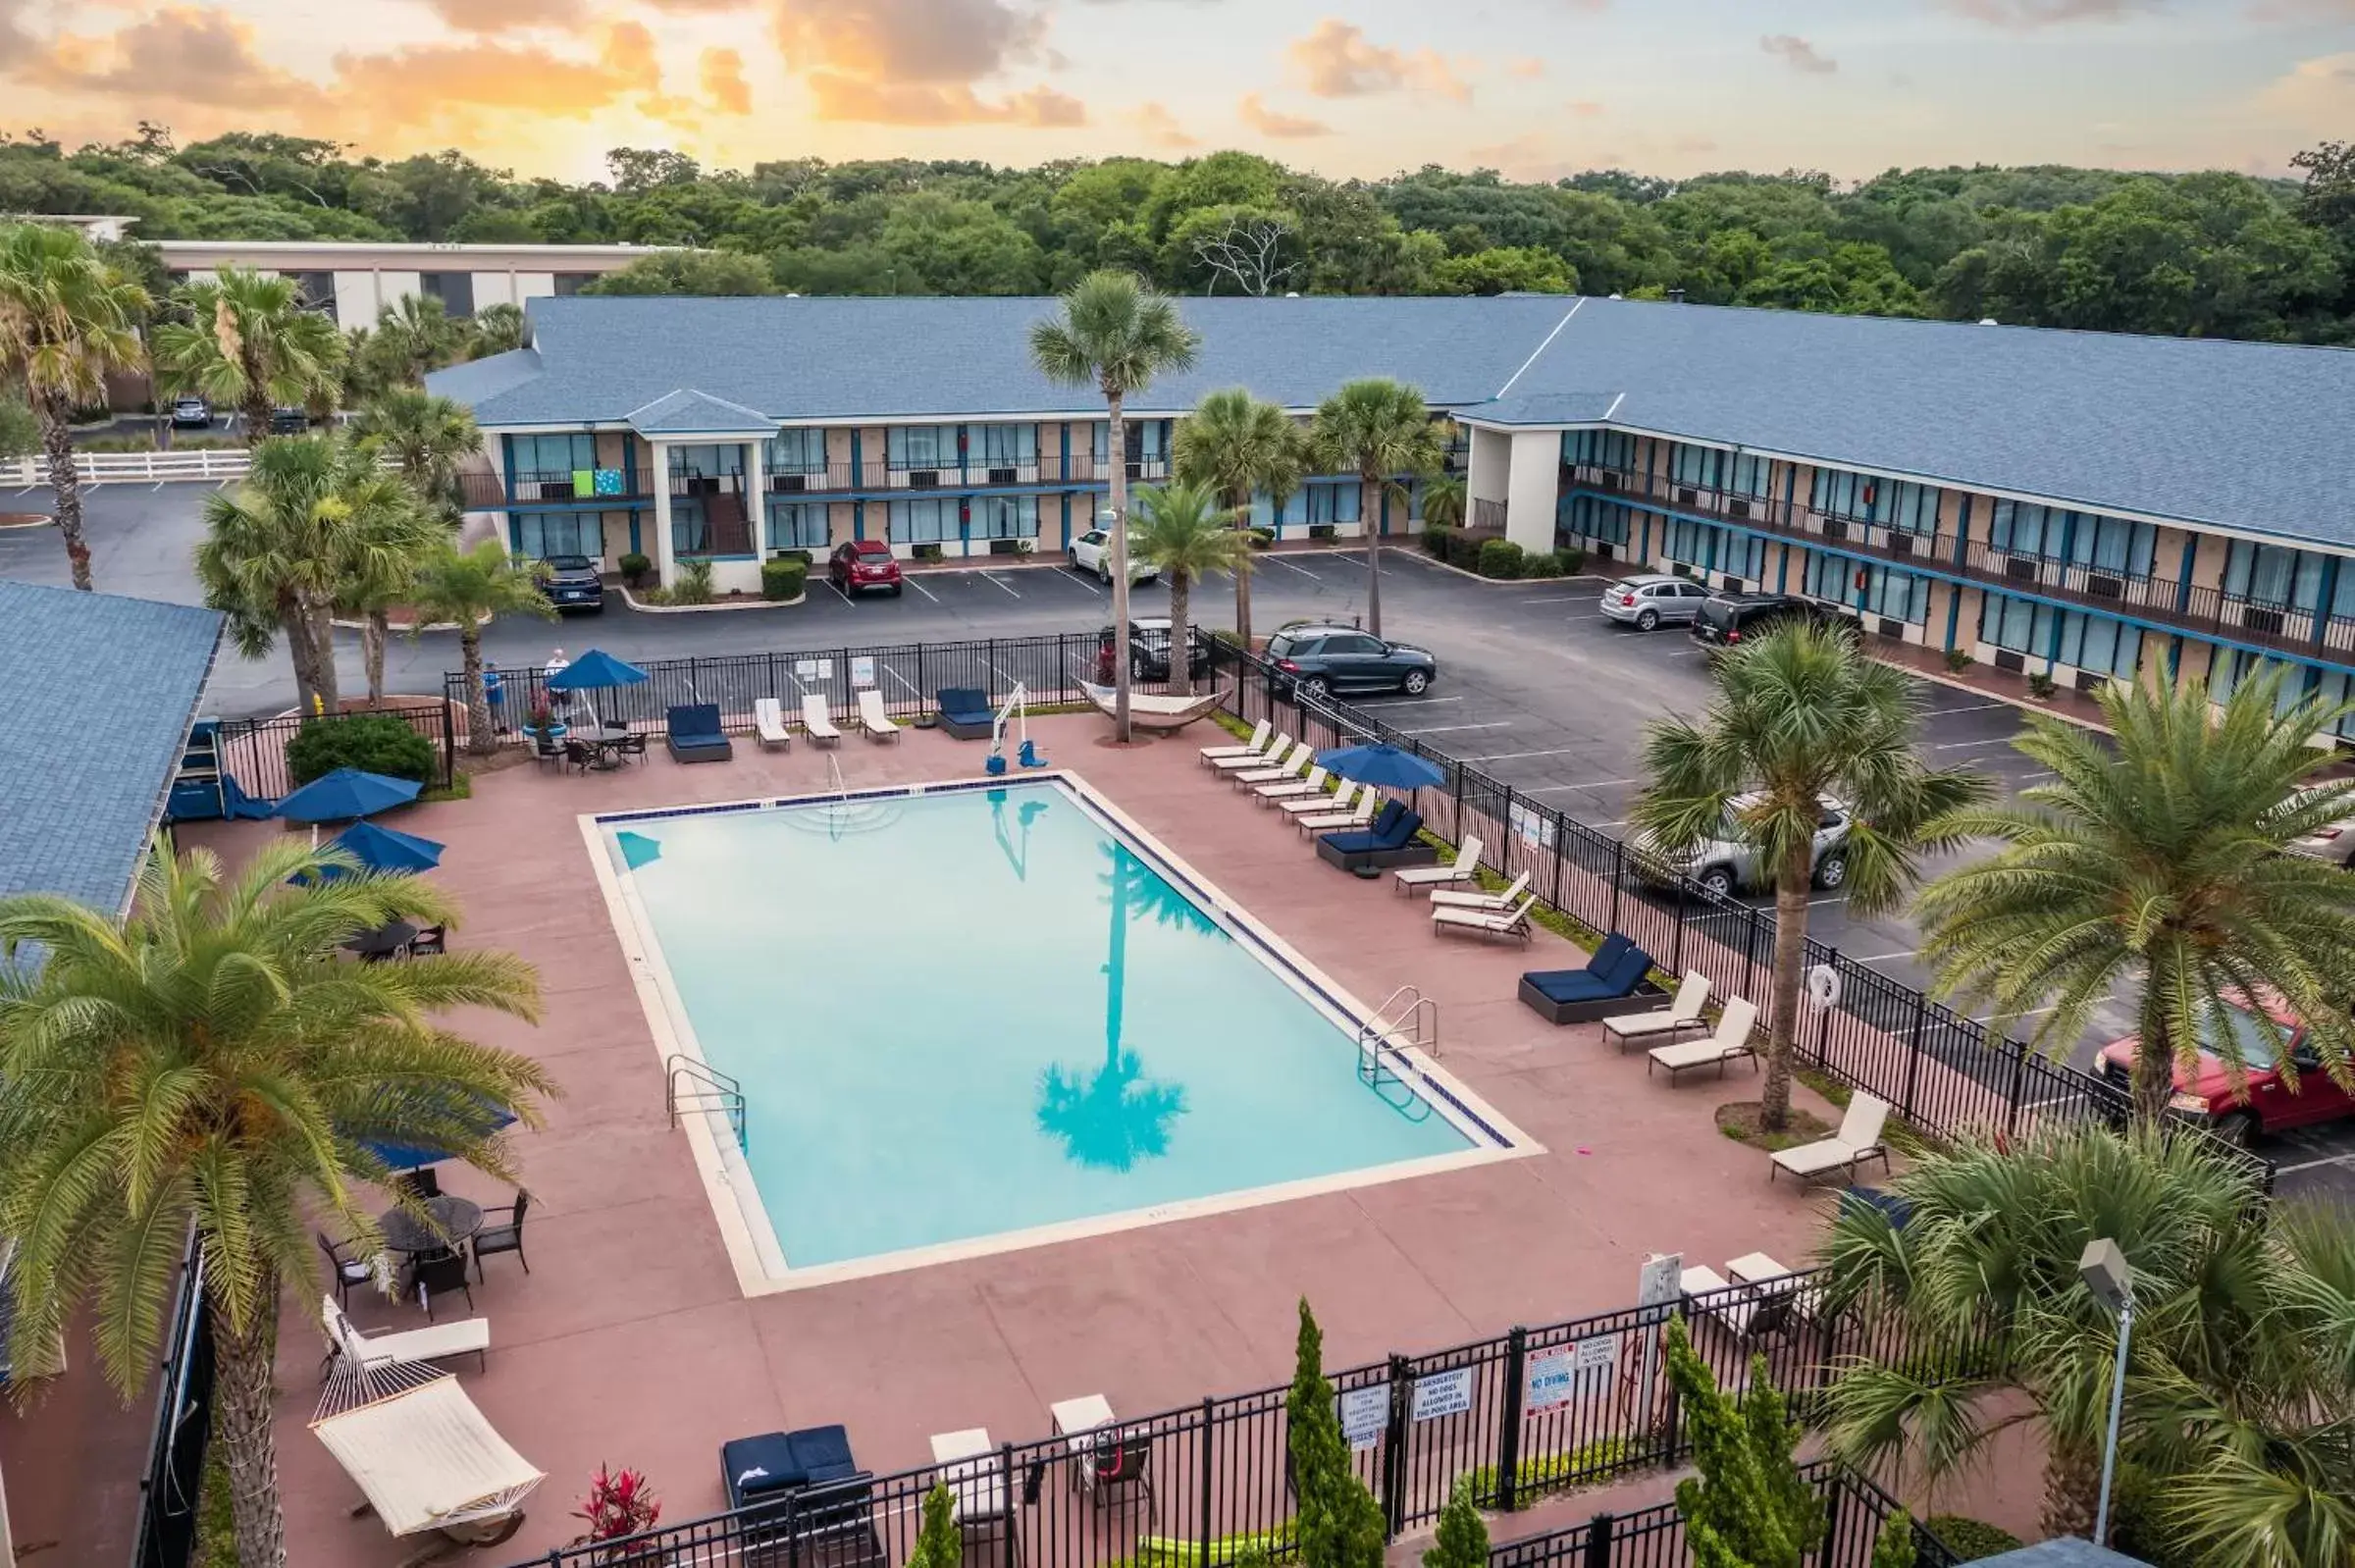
[2213,1111,2258,1148]
[1299,676,1332,702]
[1099,562,1112,586]
[1067,549,1079,569]
[1635,608,1660,632]
[1698,866,1736,899]
[1811,853,1849,891]
[1400,669,1431,695]
[890,584,904,597]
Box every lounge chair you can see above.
[722,1424,864,1508]
[1769,1093,1893,1184]
[1199,718,1272,764]
[929,1429,1011,1534]
[321,1295,488,1375]
[1429,869,1530,911]
[1433,892,1537,943]
[1209,733,1292,772]
[1281,779,1358,818]
[856,689,903,742]
[665,704,733,764]
[1319,804,1435,873]
[1393,836,1484,894]
[1294,790,1376,835]
[1602,971,1712,1049]
[1648,997,1759,1081]
[1230,742,1311,787]
[937,687,994,741]
[802,694,843,747]
[1677,1266,1795,1342]
[1254,765,1328,804]
[1517,934,1663,1025]
[755,697,793,751]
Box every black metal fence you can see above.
[514,1270,1981,1568]
[206,703,459,802]
[130,1232,214,1568]
[1489,1458,1958,1568]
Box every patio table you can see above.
[377,1194,484,1257]
[342,919,418,961]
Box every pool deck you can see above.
[181,716,1862,1562]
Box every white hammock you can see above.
[1076,680,1230,733]
[313,1350,544,1540]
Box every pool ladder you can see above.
[1357,987,1439,1123]
[666,1055,748,1151]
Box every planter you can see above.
[521,722,569,743]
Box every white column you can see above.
[1504,430,1561,554]
[651,440,676,587]
[743,438,766,557]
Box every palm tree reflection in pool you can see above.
[1035,843,1208,1171]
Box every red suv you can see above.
[2096,994,2355,1146]
[828,539,904,597]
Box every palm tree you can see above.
[1819,1124,2355,1556]
[1630,623,1990,1131]
[1421,473,1467,531]
[1307,379,1444,638]
[331,472,445,708]
[196,435,423,714]
[366,294,464,388]
[408,540,556,757]
[1916,674,2355,1128]
[0,223,150,591]
[1127,482,1255,697]
[0,838,551,1568]
[468,301,529,358]
[1172,389,1300,651]
[351,389,480,525]
[1029,271,1201,742]
[153,267,343,442]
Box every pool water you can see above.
[603,779,1482,1272]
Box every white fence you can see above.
[2,448,257,489]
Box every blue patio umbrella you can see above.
[358,1106,519,1172]
[328,819,445,876]
[546,648,649,731]
[1313,742,1446,792]
[277,767,422,824]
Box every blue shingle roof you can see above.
[1970,1541,2149,1567]
[0,583,222,915]
[626,387,777,437]
[426,293,2355,550]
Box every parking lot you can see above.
[6,482,2351,1198]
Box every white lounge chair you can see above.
[754,697,793,750]
[1429,869,1530,911]
[1231,742,1312,787]
[1199,718,1272,763]
[1769,1092,1893,1184]
[1433,893,1537,943]
[801,693,843,747]
[857,688,903,742]
[1255,765,1328,804]
[321,1295,489,1374]
[929,1428,1008,1529]
[1280,779,1358,817]
[1294,791,1376,834]
[1210,733,1292,772]
[1675,1265,1789,1340]
[1604,971,1712,1050]
[1393,836,1484,894]
[1648,997,1759,1082]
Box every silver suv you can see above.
[1599,573,1713,631]
[1631,793,1852,899]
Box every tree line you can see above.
[3,125,2352,340]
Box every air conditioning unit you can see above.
[2005,557,2041,583]
[1600,473,1621,493]
[2242,605,2285,636]
[1729,498,1752,519]
[773,473,807,494]
[2075,669,2109,694]
[2085,573,2123,600]
[908,470,942,490]
[1822,518,1848,541]
[1592,542,1614,560]
[1879,617,1905,640]
[1675,487,1699,505]
[1126,461,1146,482]
[1889,533,1914,556]
[1993,650,2026,672]
[1721,577,1747,594]
[986,466,1018,485]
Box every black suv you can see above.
[1097,617,1211,682]
[543,554,605,612]
[1264,622,1438,701]
[267,407,309,435]
[1690,592,1860,650]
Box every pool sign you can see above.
[1508,802,1557,850]
[1337,1384,1388,1450]
[1527,1335,1621,1412]
[851,656,876,688]
[795,658,834,682]
[1410,1367,1475,1423]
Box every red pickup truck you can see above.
[2097,996,2355,1146]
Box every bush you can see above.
[2026,671,2057,699]
[1558,546,1586,574]
[762,557,809,601]
[618,551,652,587]
[778,549,813,567]
[914,542,943,562]
[285,713,438,788]
[1944,648,1972,673]
[1247,528,1274,550]
[1519,551,1568,579]
[1422,524,1456,559]
[672,558,715,605]
[1476,539,1526,579]
[1924,1518,2021,1562]
[1307,523,1336,542]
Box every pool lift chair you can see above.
[985,684,1049,776]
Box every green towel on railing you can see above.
[572,468,594,497]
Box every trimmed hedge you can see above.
[285,713,438,788]
[1477,538,1526,579]
[618,551,652,587]
[762,557,808,601]
[1925,1517,2023,1562]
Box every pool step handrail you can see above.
[665,1054,748,1151]
[1358,985,1439,1070]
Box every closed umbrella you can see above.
[545,648,649,732]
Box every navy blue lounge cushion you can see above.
[724,1432,806,1499]
[937,687,991,721]
[1522,934,1654,1004]
[1597,943,1653,994]
[668,703,723,739]
[1376,810,1424,849]
[788,1424,858,1486]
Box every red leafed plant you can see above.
[572,1464,661,1556]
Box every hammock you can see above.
[1077,680,1230,733]
[313,1351,544,1543]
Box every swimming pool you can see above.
[591,774,1528,1287]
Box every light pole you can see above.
[2078,1236,2136,1545]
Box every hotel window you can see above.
[886,426,953,471]
[765,429,825,475]
[1557,495,1631,546]
[1880,481,1940,536]
[511,433,596,480]
[1725,452,1771,500]
[552,273,594,296]
[1669,444,1718,492]
[1979,593,2143,679]
[2072,514,2158,578]
[2305,668,2355,742]
[1804,555,1928,624]
[2214,650,2317,715]
[516,512,605,560]
[418,272,475,318]
[1304,484,1361,525]
[288,271,336,314]
[1093,421,1169,465]
[1663,519,1761,580]
[889,496,961,544]
[1562,429,1635,471]
[1810,468,1877,520]
[765,502,828,551]
[2223,540,2329,612]
[973,424,1036,471]
[971,495,1039,540]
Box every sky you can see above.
[0,0,2348,184]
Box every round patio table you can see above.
[377,1194,484,1256]
[342,918,418,960]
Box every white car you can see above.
[1631,792,1853,899]
[1069,529,1158,586]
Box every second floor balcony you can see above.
[461,468,652,509]
[759,454,1170,495]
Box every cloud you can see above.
[18,8,330,110]
[805,76,1084,124]
[1566,99,1603,116]
[1125,101,1196,149]
[2260,50,2355,128]
[1286,20,1471,103]
[1938,0,2162,25]
[1238,92,1333,137]
[1505,57,1545,79]
[1759,33,1837,74]
[2248,0,2355,16]
[701,47,752,114]
[771,0,1046,82]
[333,24,661,122]
[415,0,590,33]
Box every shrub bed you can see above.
[286,713,438,787]
[1477,538,1526,579]
[761,557,808,601]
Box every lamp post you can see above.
[2078,1236,2136,1545]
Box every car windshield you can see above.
[2202,1005,2286,1070]
[546,555,593,572]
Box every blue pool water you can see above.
[605,780,1478,1269]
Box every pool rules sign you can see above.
[1524,1333,1619,1412]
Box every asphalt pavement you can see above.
[5,480,2349,1201]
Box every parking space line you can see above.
[901,574,940,603]
[1263,555,1322,580]
[883,664,921,697]
[1047,568,1102,595]
[822,578,853,603]
[1523,776,1641,793]
[979,571,1021,598]
[1857,949,1918,964]
[150,480,166,492]
[1932,735,2027,751]
[1459,747,1590,763]
[2276,1150,2355,1174]
[1516,596,1589,604]
[1396,721,1514,735]
[1357,696,1463,707]
[1926,700,2016,716]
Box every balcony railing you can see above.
[759,456,1168,494]
[1470,496,1506,533]
[1563,464,2355,659]
[669,469,746,498]
[464,469,652,508]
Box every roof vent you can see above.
[786,292,802,298]
[1667,287,1686,304]
[1979,317,1999,326]
[1608,292,1623,300]
[1284,291,1300,298]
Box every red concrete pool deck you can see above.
[173,716,1864,1564]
